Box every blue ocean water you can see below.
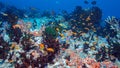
[0,0,120,18]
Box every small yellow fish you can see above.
[59,23,67,28]
[72,32,77,35]
[60,33,64,37]
[46,48,54,52]
[93,42,97,45]
[10,42,17,49]
[10,45,15,49]
[56,28,59,31]
[84,27,89,31]
[100,43,105,47]
[86,16,91,21]
[91,46,95,50]
[59,23,63,26]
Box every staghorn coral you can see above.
[105,16,120,38]
[104,16,120,60]
[97,16,120,38]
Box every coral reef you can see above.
[0,1,119,68]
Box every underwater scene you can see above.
[0,0,120,68]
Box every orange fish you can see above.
[72,32,77,35]
[46,48,54,52]
[10,42,17,49]
[30,31,43,36]
[8,59,13,63]
[84,27,89,31]
[39,43,45,50]
[86,16,91,21]
[12,24,21,29]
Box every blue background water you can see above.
[0,0,119,19]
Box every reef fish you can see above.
[12,24,22,29]
[39,43,45,50]
[46,48,54,52]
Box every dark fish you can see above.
[29,7,40,11]
[29,7,37,11]
[91,1,97,5]
[84,0,89,4]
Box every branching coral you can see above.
[104,16,120,60]
[105,16,120,32]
